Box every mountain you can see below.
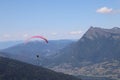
[0,41,22,50]
[0,55,81,80]
[77,75,114,80]
[1,27,120,80]
[1,40,74,65]
[47,27,120,80]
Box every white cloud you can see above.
[3,34,11,38]
[96,7,113,14]
[96,7,120,14]
[23,34,29,37]
[69,31,82,35]
[51,32,58,35]
[0,34,11,41]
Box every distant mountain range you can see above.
[0,55,81,80]
[1,40,74,65]
[1,27,120,80]
[46,27,120,80]
[0,41,22,49]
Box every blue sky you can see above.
[0,0,120,41]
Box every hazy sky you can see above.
[0,0,120,41]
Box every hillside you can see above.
[0,55,81,80]
[47,27,120,80]
[1,40,74,65]
[0,41,22,50]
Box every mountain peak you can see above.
[112,27,120,30]
[82,27,105,40]
[81,27,120,40]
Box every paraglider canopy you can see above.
[25,35,48,43]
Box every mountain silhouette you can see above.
[0,55,81,80]
[47,27,120,80]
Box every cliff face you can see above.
[50,27,120,65]
[48,27,120,80]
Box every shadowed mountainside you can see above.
[0,55,81,80]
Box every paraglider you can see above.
[36,54,40,65]
[25,35,48,66]
[25,35,48,43]
[36,55,39,58]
